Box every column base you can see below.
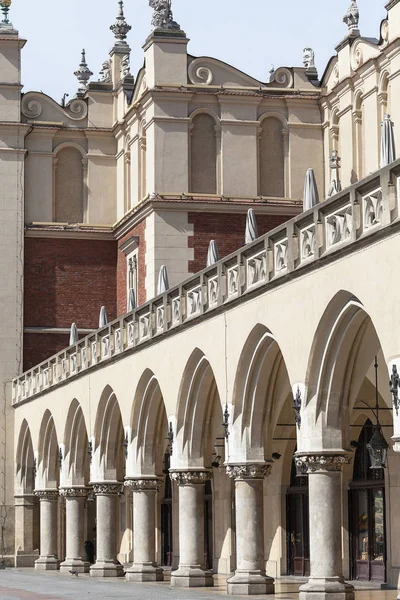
[227,571,275,595]
[90,560,124,577]
[125,562,164,582]
[60,558,90,574]
[299,578,355,600]
[35,556,60,571]
[171,566,214,587]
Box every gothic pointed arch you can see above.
[62,399,89,486]
[37,410,59,490]
[93,385,124,481]
[15,420,35,495]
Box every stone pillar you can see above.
[296,454,355,600]
[170,470,213,587]
[14,494,39,567]
[124,478,164,582]
[89,483,124,577]
[226,464,274,595]
[34,490,60,570]
[59,488,89,573]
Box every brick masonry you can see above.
[188,212,290,273]
[24,237,117,369]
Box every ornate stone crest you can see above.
[226,464,272,480]
[295,453,352,474]
[149,0,181,31]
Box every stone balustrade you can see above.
[12,159,400,405]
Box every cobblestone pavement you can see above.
[0,570,397,600]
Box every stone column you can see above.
[34,490,60,570]
[296,453,355,600]
[89,483,124,577]
[59,488,89,573]
[14,494,39,567]
[124,478,163,582]
[170,470,213,588]
[226,464,274,595]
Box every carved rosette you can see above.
[91,483,122,495]
[124,478,162,492]
[295,453,352,474]
[34,490,59,501]
[59,487,88,498]
[226,464,272,480]
[169,470,212,486]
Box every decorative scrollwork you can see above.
[226,464,272,480]
[21,98,43,119]
[67,98,88,120]
[271,67,293,88]
[188,60,214,85]
[34,490,59,500]
[59,487,88,498]
[91,483,122,495]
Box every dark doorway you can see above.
[349,419,386,582]
[286,457,310,576]
[161,453,173,566]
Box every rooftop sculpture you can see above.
[149,0,181,31]
[343,0,360,35]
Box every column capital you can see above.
[59,487,88,498]
[295,452,352,474]
[169,470,212,486]
[34,489,59,501]
[90,482,122,495]
[124,478,162,492]
[226,463,272,480]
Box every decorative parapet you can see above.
[12,160,400,406]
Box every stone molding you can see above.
[124,478,162,492]
[295,453,352,473]
[169,470,212,486]
[34,490,59,501]
[226,464,272,480]
[59,487,88,498]
[91,483,122,495]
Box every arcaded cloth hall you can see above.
[3,0,400,598]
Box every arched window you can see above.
[190,113,217,194]
[54,146,85,223]
[259,117,285,197]
[379,72,390,120]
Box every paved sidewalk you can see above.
[0,570,397,600]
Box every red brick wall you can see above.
[24,237,117,369]
[188,212,290,273]
[23,333,70,371]
[117,220,146,316]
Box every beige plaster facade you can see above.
[1,0,400,599]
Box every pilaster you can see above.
[89,483,124,577]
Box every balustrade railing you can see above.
[12,160,400,405]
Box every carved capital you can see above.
[34,490,59,501]
[124,478,162,492]
[91,482,122,495]
[169,470,212,486]
[59,487,88,498]
[226,463,272,480]
[295,453,352,474]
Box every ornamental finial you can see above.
[110,0,132,44]
[343,0,360,35]
[74,49,93,96]
[0,0,11,25]
[149,0,181,31]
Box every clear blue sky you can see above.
[11,0,386,102]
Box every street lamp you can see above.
[366,357,388,469]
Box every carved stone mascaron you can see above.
[91,482,122,495]
[169,470,212,486]
[295,453,352,473]
[226,464,272,480]
[124,478,162,492]
[34,489,59,500]
[59,487,88,498]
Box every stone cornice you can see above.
[169,470,212,486]
[295,453,352,473]
[34,489,59,500]
[226,463,272,480]
[124,478,162,492]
